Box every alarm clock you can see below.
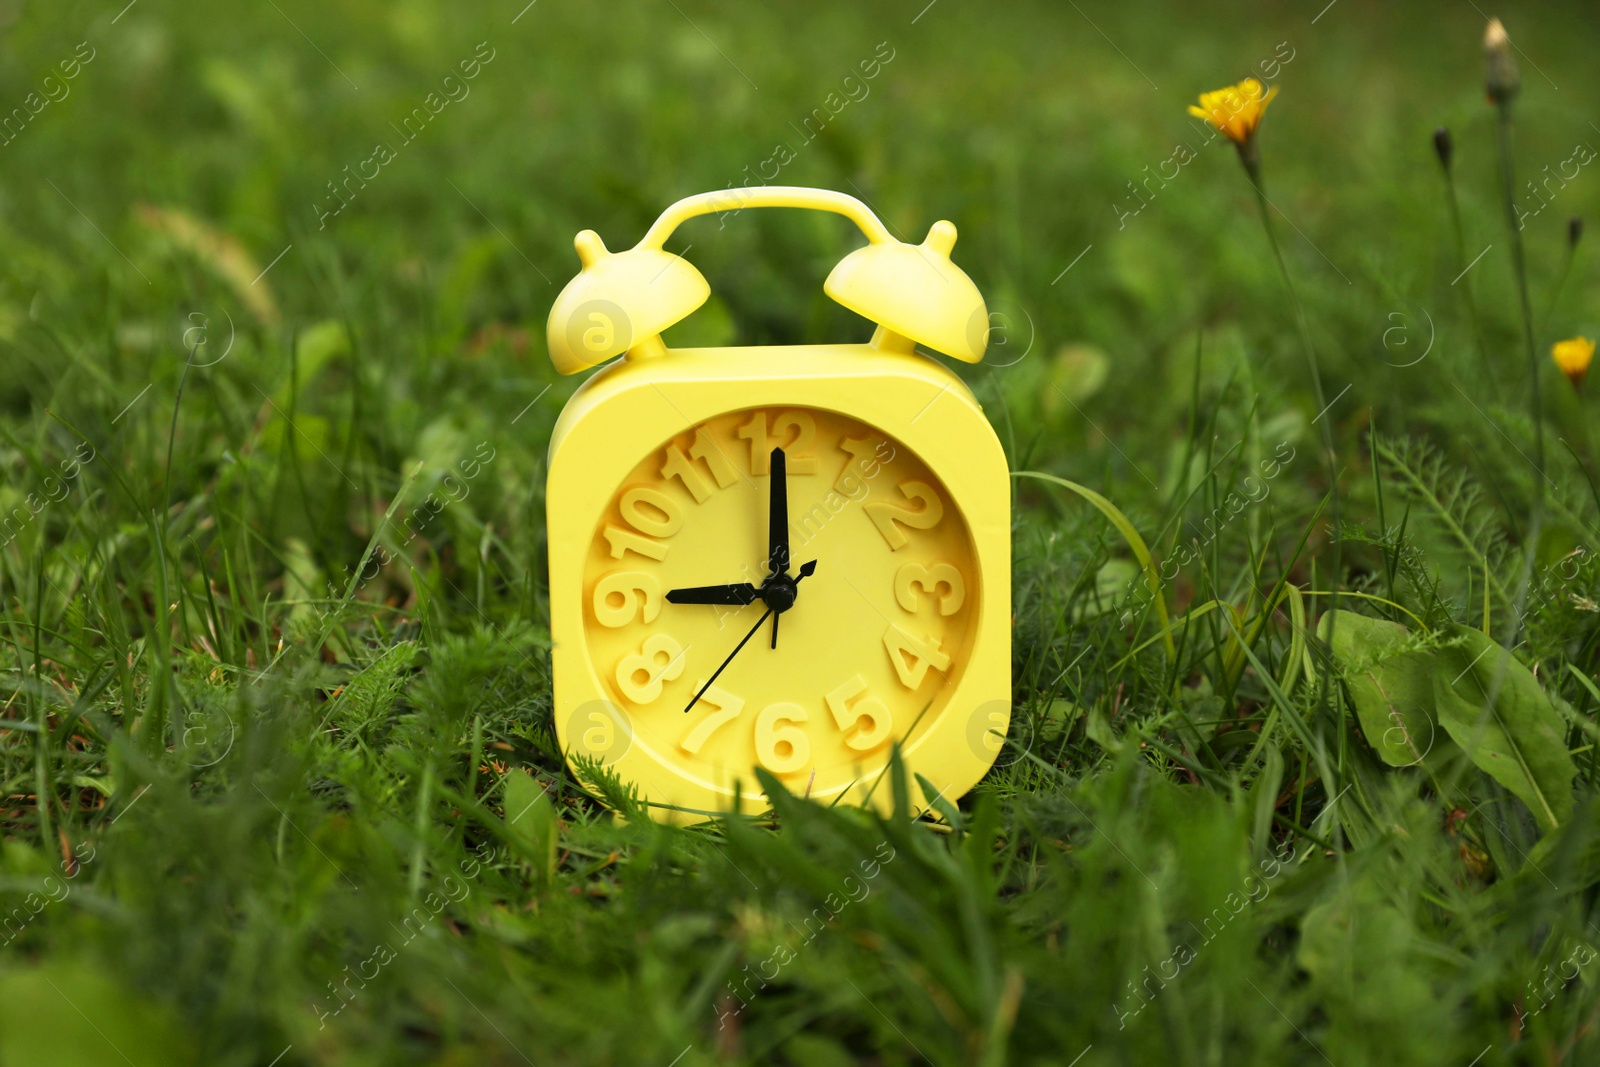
[544,186,1010,823]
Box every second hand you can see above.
[681,605,774,713]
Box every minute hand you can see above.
[768,445,789,576]
[682,606,774,713]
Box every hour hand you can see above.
[666,582,760,606]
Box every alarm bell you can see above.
[546,229,711,375]
[545,186,989,374]
[824,219,986,363]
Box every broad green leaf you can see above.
[1432,625,1575,832]
[1070,557,1141,621]
[1298,884,1409,982]
[1318,610,1451,769]
[916,772,963,830]
[0,963,196,1066]
[1042,343,1110,407]
[294,319,350,380]
[1248,744,1285,857]
[1037,698,1082,743]
[1297,880,1433,1051]
[1084,702,1123,754]
[504,770,558,884]
[280,535,326,634]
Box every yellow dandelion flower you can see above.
[1551,337,1594,389]
[1188,78,1279,147]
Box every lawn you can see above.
[2,0,1600,1064]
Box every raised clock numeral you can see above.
[894,562,966,616]
[592,571,662,628]
[737,413,771,475]
[661,427,738,503]
[616,633,686,704]
[837,436,892,491]
[603,524,667,562]
[690,427,740,486]
[754,702,811,773]
[738,411,817,475]
[680,683,745,754]
[864,481,943,550]
[619,487,683,537]
[825,675,894,751]
[772,412,817,473]
[883,624,951,689]
[661,444,711,503]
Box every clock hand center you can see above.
[761,559,815,651]
[760,573,799,613]
[758,557,817,615]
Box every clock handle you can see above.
[635,186,896,250]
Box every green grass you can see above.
[3,0,1600,1063]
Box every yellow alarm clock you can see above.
[544,186,1010,823]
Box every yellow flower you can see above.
[1551,337,1594,389]
[1187,78,1279,146]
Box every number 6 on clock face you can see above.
[755,703,810,773]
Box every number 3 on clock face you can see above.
[577,406,981,802]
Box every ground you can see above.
[1,0,1599,1064]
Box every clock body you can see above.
[546,342,1010,823]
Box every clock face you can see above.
[579,405,980,803]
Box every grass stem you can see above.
[1442,164,1490,372]
[1244,164,1343,706]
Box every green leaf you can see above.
[1084,703,1123,754]
[504,770,558,884]
[1318,609,1451,769]
[916,772,963,830]
[1071,557,1141,622]
[326,640,418,739]
[0,963,196,1066]
[1296,880,1434,1046]
[294,319,350,382]
[1432,625,1576,832]
[1041,343,1110,408]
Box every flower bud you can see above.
[1433,127,1453,170]
[1484,18,1520,105]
